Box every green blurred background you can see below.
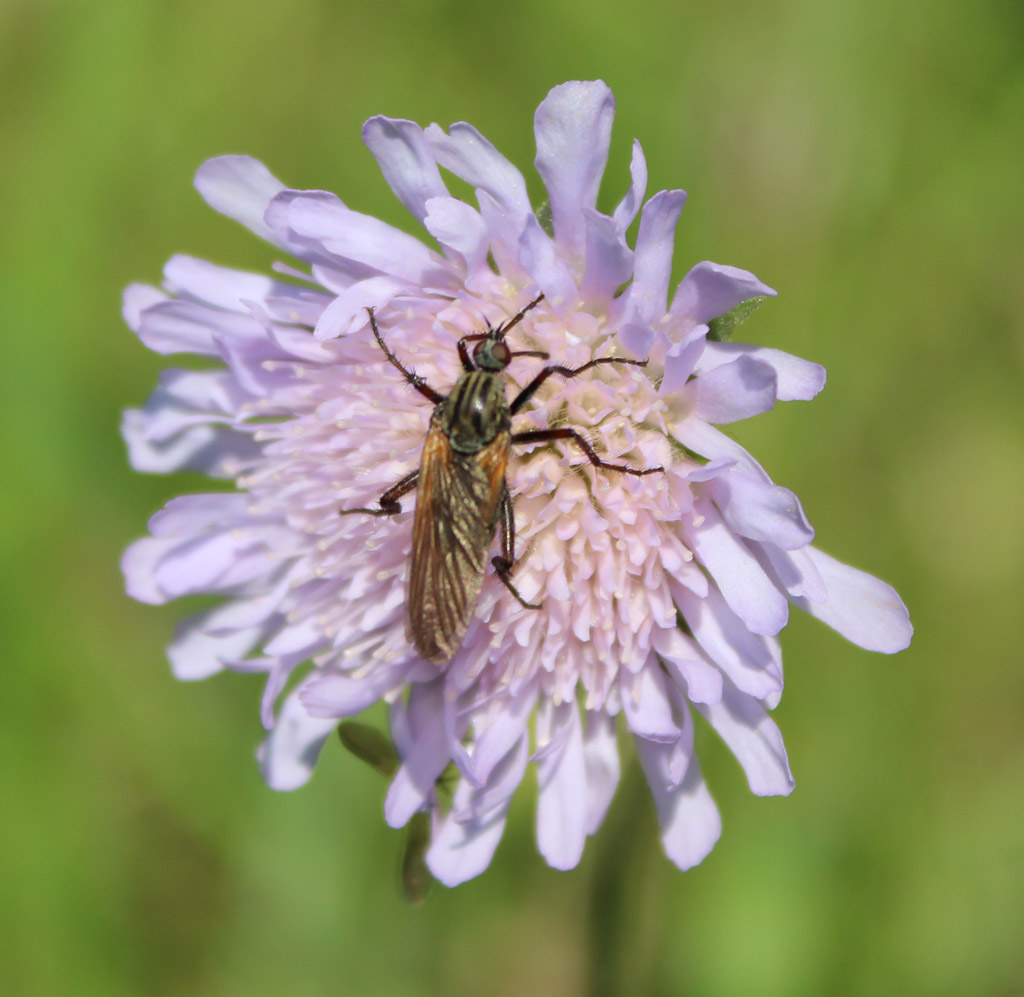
[2,0,1022,993]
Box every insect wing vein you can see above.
[408,421,510,663]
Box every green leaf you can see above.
[707,296,768,342]
[337,722,399,778]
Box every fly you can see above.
[340,294,662,664]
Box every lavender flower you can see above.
[122,81,911,886]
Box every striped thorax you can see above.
[438,371,510,455]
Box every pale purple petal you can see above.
[686,457,738,485]
[641,747,722,871]
[164,581,290,683]
[131,298,221,355]
[477,189,530,283]
[670,418,770,480]
[427,803,509,887]
[442,692,475,780]
[123,283,167,331]
[613,139,648,232]
[427,736,527,886]
[629,190,687,324]
[122,393,260,479]
[251,651,316,730]
[693,342,826,402]
[262,615,335,658]
[652,626,724,704]
[535,702,588,870]
[299,665,408,718]
[468,681,538,785]
[534,80,615,258]
[423,121,531,220]
[422,196,490,281]
[710,469,815,550]
[163,255,282,312]
[166,612,266,679]
[121,406,259,478]
[582,710,620,835]
[670,261,776,324]
[148,493,251,536]
[264,290,332,330]
[672,581,784,701]
[238,302,338,365]
[453,726,528,820]
[275,190,457,289]
[257,687,338,791]
[426,792,507,887]
[618,322,656,360]
[635,702,722,871]
[194,156,288,247]
[312,276,406,340]
[660,338,706,395]
[687,356,777,424]
[621,663,680,741]
[139,527,272,601]
[518,214,578,307]
[122,536,175,604]
[264,194,364,277]
[792,547,913,652]
[362,116,449,224]
[687,499,789,636]
[135,298,307,372]
[578,208,634,307]
[385,680,449,827]
[697,681,794,796]
[757,544,828,602]
[199,578,291,634]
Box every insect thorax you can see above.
[439,371,510,453]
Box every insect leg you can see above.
[512,429,663,476]
[491,488,541,610]
[509,356,650,414]
[340,469,419,516]
[456,331,490,371]
[366,308,445,405]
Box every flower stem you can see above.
[585,761,653,997]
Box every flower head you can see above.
[123,81,912,886]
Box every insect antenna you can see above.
[460,294,548,371]
[495,293,545,338]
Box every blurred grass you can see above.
[1,0,1022,994]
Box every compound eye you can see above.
[473,338,511,370]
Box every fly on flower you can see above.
[341,294,663,664]
[123,80,913,887]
